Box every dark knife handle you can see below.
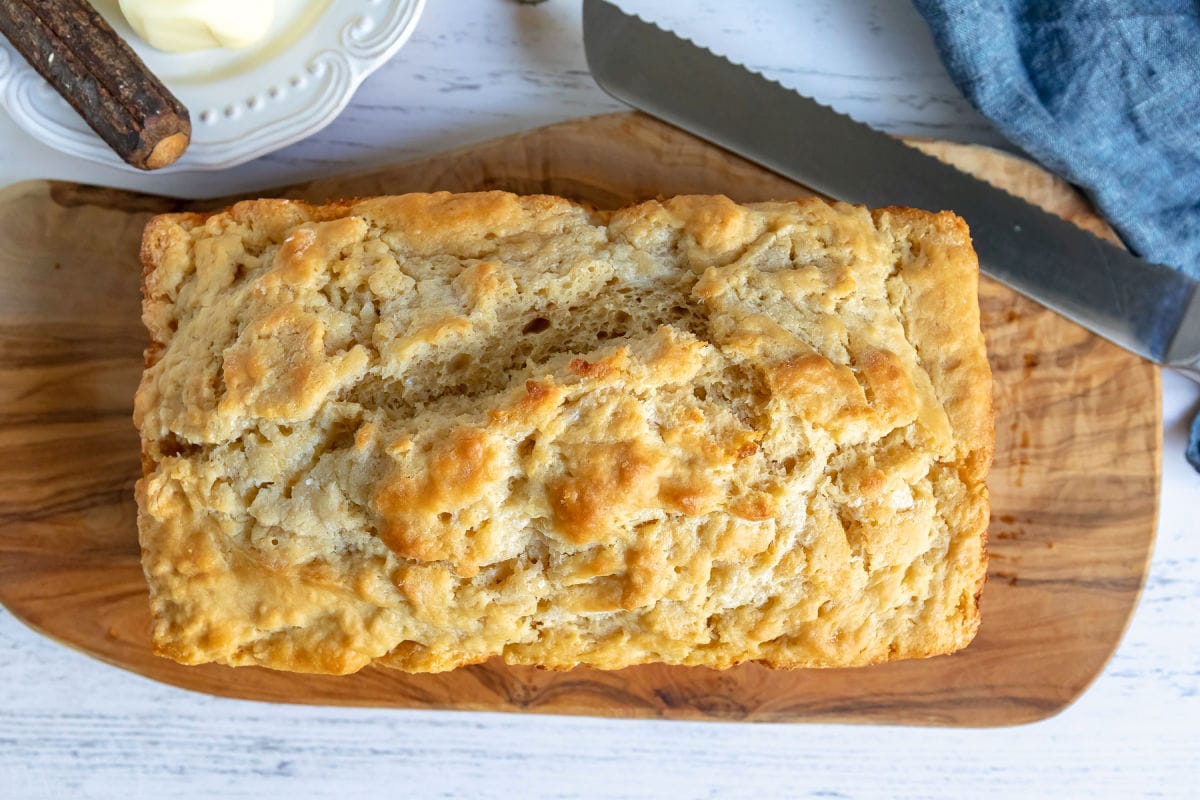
[0,0,191,169]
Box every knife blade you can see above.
[582,0,1200,381]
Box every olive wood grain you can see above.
[0,112,1160,726]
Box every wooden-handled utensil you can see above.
[0,0,190,170]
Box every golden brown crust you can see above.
[134,191,992,674]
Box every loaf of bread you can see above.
[134,191,992,675]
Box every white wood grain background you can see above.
[1,2,1197,797]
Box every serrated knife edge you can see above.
[582,0,1200,381]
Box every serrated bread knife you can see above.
[582,0,1200,382]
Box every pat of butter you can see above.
[119,0,276,52]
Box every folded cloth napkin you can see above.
[912,0,1200,471]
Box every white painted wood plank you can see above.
[1,1,1197,797]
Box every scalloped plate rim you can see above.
[0,0,426,173]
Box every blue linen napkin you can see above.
[911,0,1200,472]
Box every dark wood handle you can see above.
[0,0,190,170]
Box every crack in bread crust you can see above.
[134,191,992,675]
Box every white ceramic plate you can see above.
[0,0,424,172]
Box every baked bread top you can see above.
[134,191,992,674]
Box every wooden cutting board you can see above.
[0,112,1160,727]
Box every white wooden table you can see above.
[1,2,1196,797]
